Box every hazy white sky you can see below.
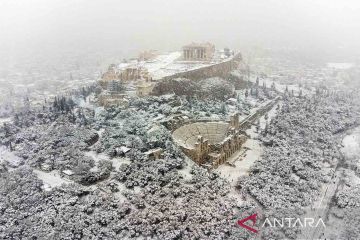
[0,0,360,61]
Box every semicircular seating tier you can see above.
[172,122,230,149]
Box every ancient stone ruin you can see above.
[172,113,247,168]
[182,42,215,61]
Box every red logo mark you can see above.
[237,213,258,233]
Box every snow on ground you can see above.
[97,128,105,138]
[0,117,11,125]
[33,169,72,191]
[0,146,23,168]
[342,126,360,161]
[82,151,131,201]
[145,51,182,74]
[248,74,313,95]
[322,132,360,239]
[111,157,131,171]
[178,157,195,181]
[116,51,235,80]
[85,148,131,171]
[215,138,262,185]
[259,101,281,129]
[77,95,95,109]
[214,111,266,197]
[85,151,109,163]
[113,183,128,203]
[325,212,345,239]
[344,168,360,185]
[301,127,360,239]
[215,138,262,205]
[341,126,360,185]
[94,106,105,117]
[215,101,280,204]
[297,161,341,239]
[327,62,355,70]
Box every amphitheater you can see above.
[171,98,280,168]
[172,122,230,148]
[172,114,247,169]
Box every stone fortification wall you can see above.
[162,53,242,81]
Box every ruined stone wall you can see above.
[162,53,242,82]
[151,55,244,96]
[210,134,247,168]
[179,131,247,169]
[239,97,280,129]
[99,70,120,88]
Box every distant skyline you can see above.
[1,0,360,63]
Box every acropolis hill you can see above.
[98,43,245,106]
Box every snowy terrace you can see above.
[117,51,235,80]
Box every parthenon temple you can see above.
[182,42,215,61]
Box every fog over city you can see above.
[1,0,360,65]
